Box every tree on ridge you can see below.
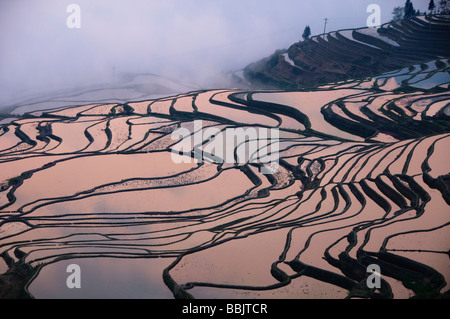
[404,0,416,19]
[438,0,450,14]
[302,25,311,41]
[392,6,405,21]
[429,0,436,13]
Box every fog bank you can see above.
[0,0,429,108]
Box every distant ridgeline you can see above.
[243,15,450,89]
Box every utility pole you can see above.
[323,18,328,35]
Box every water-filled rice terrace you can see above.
[1,58,449,299]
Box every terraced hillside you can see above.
[244,15,450,90]
[0,55,449,299]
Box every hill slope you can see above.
[243,15,450,89]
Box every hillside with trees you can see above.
[243,12,450,90]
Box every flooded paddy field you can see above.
[0,60,449,299]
